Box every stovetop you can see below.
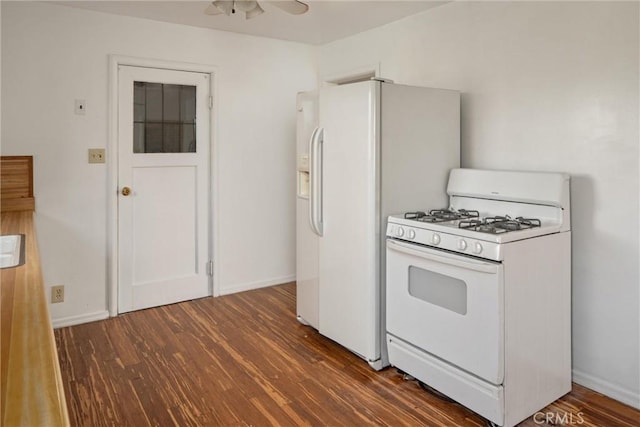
[387,207,564,260]
[403,209,542,235]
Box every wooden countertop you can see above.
[1,211,69,426]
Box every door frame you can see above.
[107,55,220,316]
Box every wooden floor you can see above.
[55,283,639,427]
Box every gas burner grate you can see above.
[404,211,428,220]
[515,217,542,228]
[459,215,542,234]
[405,209,479,223]
[457,209,481,219]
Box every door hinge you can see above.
[207,261,214,277]
[208,95,213,110]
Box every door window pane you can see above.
[181,86,196,122]
[145,123,163,153]
[133,81,197,153]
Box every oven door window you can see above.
[408,266,467,315]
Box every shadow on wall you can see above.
[569,173,640,393]
[569,175,593,334]
[460,92,471,167]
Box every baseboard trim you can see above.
[573,369,640,409]
[219,275,296,296]
[51,276,296,327]
[52,310,110,329]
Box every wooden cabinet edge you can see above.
[1,212,70,426]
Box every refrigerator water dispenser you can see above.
[297,154,310,198]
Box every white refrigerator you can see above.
[296,91,319,329]
[296,80,460,369]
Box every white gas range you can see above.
[385,168,572,427]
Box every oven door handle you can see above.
[386,239,499,274]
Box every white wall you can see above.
[318,1,640,408]
[1,2,316,323]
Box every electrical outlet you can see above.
[88,148,105,164]
[51,285,64,303]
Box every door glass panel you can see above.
[163,84,180,122]
[408,266,467,315]
[145,123,163,153]
[144,83,163,122]
[133,123,145,153]
[181,124,196,152]
[133,81,197,153]
[181,86,196,121]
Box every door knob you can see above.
[121,187,131,196]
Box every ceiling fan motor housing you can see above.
[205,0,309,19]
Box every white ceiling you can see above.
[52,1,447,45]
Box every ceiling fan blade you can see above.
[204,2,223,15]
[269,1,309,15]
[246,3,265,20]
[211,1,234,16]
[235,1,257,12]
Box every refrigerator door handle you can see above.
[309,127,324,236]
[308,127,318,235]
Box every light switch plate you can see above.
[88,148,105,164]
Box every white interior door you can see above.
[118,65,211,313]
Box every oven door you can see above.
[386,239,504,385]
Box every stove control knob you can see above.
[458,239,468,251]
[431,233,441,245]
[396,227,405,237]
[407,229,416,240]
[473,242,483,254]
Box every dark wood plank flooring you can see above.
[55,283,640,426]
